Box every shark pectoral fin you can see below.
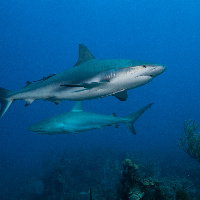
[113,90,128,101]
[113,123,120,128]
[82,81,108,89]
[61,81,108,89]
[25,99,34,107]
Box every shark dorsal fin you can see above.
[74,44,96,67]
[71,101,83,112]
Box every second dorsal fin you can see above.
[74,44,96,67]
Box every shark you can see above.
[0,44,165,118]
[28,101,153,135]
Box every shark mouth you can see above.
[137,75,154,78]
[28,127,45,133]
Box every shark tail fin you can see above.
[0,87,13,118]
[125,102,154,135]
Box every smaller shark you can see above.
[28,101,153,135]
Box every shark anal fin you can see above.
[115,124,120,128]
[74,44,96,67]
[54,100,61,105]
[113,90,128,101]
[25,99,34,107]
[43,97,61,105]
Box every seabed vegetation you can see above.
[14,144,200,200]
[179,120,200,163]
[6,119,200,200]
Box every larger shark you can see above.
[0,44,165,118]
[28,101,153,135]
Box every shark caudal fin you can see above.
[125,102,154,135]
[0,87,13,118]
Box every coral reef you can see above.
[14,149,200,200]
[179,120,200,163]
[117,159,170,200]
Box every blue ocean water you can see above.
[0,0,200,199]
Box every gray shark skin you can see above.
[28,101,153,135]
[0,44,165,118]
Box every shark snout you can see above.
[28,124,44,133]
[28,126,35,132]
[148,65,166,78]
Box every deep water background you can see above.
[0,0,200,199]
